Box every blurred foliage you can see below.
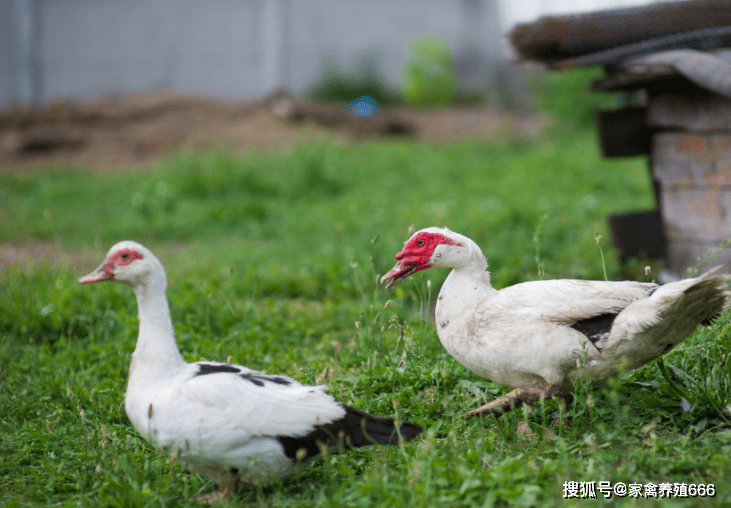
[307,40,468,108]
[305,40,622,116]
[526,66,623,128]
[306,56,401,106]
[402,39,458,108]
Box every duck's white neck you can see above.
[435,240,495,319]
[442,258,493,294]
[437,233,491,278]
[131,277,186,375]
[452,251,489,275]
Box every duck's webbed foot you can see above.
[464,385,564,419]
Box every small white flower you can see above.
[681,398,691,412]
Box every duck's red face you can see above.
[78,247,144,284]
[381,231,459,288]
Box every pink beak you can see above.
[78,264,113,284]
[381,253,431,288]
[380,261,413,288]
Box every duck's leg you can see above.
[464,385,563,419]
[198,470,239,504]
[220,469,241,499]
[551,392,574,426]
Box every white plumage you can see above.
[79,241,421,494]
[382,227,731,418]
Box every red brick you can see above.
[709,159,731,186]
[652,133,698,188]
[661,188,730,241]
[675,135,709,153]
[653,133,731,189]
[712,136,731,152]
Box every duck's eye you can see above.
[120,252,130,260]
[417,239,425,247]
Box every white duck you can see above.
[381,227,731,418]
[79,241,422,495]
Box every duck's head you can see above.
[381,227,481,288]
[78,241,166,288]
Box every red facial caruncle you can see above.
[105,248,144,275]
[381,232,460,288]
[396,232,458,265]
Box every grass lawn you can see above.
[3,74,731,507]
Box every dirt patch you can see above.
[0,91,544,172]
[0,241,96,273]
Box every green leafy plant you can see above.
[306,56,400,106]
[526,67,621,128]
[402,39,458,108]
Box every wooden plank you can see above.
[591,66,678,92]
[597,107,651,157]
[647,91,731,130]
[607,210,665,261]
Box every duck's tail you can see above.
[277,405,422,461]
[603,269,731,370]
[335,404,424,446]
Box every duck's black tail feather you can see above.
[277,404,423,461]
[338,404,423,446]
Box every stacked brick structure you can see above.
[649,92,731,274]
[510,0,731,276]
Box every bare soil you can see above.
[0,91,543,171]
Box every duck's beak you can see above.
[381,261,416,288]
[78,263,112,284]
[381,255,430,288]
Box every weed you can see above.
[594,230,608,281]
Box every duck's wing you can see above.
[175,362,346,441]
[162,361,420,463]
[491,279,658,325]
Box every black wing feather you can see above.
[195,363,241,375]
[276,404,422,461]
[570,313,617,349]
[194,363,293,386]
[192,362,422,461]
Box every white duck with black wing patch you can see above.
[79,241,422,494]
[381,227,731,419]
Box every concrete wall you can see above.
[0,0,14,105]
[1,0,506,107]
